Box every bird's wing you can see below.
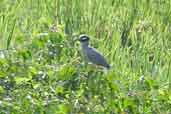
[86,47,110,68]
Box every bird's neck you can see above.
[81,42,89,49]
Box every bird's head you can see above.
[79,34,90,42]
[79,34,90,47]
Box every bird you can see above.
[79,34,110,69]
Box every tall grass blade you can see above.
[6,18,16,49]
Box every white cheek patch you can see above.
[79,34,90,42]
[82,37,88,40]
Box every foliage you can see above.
[0,0,171,114]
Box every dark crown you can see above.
[79,34,90,42]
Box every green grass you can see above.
[0,0,170,113]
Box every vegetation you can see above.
[0,0,170,113]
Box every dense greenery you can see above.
[0,0,170,113]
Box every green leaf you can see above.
[0,86,4,94]
[48,32,65,44]
[0,71,5,78]
[57,104,70,114]
[55,85,64,94]
[14,77,30,85]
[58,65,76,80]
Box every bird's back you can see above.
[85,47,110,69]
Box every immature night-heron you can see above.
[79,34,110,69]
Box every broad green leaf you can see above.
[14,77,30,85]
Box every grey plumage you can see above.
[79,34,110,69]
